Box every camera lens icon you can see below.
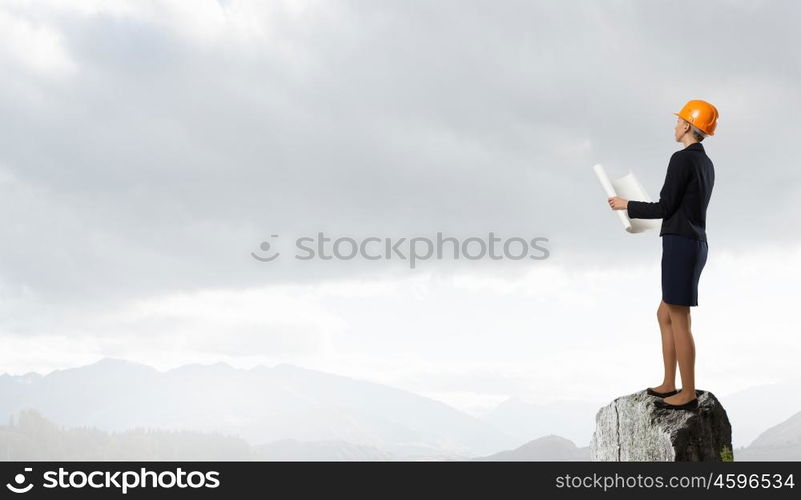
[6,468,34,494]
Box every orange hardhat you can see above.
[674,99,718,136]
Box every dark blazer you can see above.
[627,142,715,242]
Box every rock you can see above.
[590,389,733,461]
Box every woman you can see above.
[608,99,718,410]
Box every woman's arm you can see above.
[626,153,691,219]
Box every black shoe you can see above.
[646,387,679,398]
[654,397,698,410]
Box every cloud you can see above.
[4,241,800,413]
[1,1,799,406]
[0,7,76,76]
[1,1,800,302]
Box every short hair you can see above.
[681,119,706,142]
[689,124,706,142]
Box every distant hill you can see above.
[1,409,402,461]
[481,396,601,447]
[256,439,394,461]
[472,434,590,461]
[0,409,259,460]
[734,410,801,461]
[0,358,517,459]
[718,380,801,448]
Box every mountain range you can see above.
[1,358,799,460]
[0,358,518,459]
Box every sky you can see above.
[1,0,800,416]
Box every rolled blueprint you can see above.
[593,163,661,234]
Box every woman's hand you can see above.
[608,196,628,210]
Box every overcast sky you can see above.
[1,0,800,415]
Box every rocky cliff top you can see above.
[591,389,732,461]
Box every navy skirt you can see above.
[661,234,708,307]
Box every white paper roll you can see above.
[593,163,661,234]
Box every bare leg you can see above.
[663,303,697,404]
[649,300,677,392]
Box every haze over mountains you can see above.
[717,380,801,448]
[734,410,801,461]
[482,396,602,448]
[0,358,518,459]
[1,358,799,460]
[1,409,260,461]
[474,435,590,461]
